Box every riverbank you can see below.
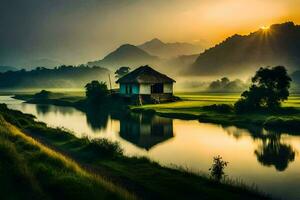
[0,107,133,200]
[130,93,300,133]
[0,104,270,199]
[13,91,300,134]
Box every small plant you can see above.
[209,155,228,182]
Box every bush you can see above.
[203,104,233,113]
[209,155,228,182]
[263,117,300,132]
[234,99,252,113]
[85,80,109,104]
[87,138,123,158]
[234,66,291,113]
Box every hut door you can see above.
[126,84,133,94]
[151,83,163,94]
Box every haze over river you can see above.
[1,96,300,200]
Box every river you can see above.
[1,95,300,200]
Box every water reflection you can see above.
[33,102,175,150]
[35,104,75,116]
[255,133,296,171]
[119,113,174,150]
[36,104,51,115]
[85,107,109,131]
[223,125,296,171]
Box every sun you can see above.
[260,26,270,30]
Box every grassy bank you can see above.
[0,104,270,200]
[0,112,133,200]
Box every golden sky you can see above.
[1,0,300,66]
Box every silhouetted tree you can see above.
[85,80,108,104]
[209,155,228,182]
[235,66,291,113]
[115,66,130,79]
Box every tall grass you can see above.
[0,115,136,200]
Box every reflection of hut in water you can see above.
[119,113,173,150]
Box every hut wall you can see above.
[163,83,173,93]
[120,83,139,94]
[120,84,126,94]
[132,84,139,94]
[139,83,151,94]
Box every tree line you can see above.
[0,65,109,88]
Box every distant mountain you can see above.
[187,22,300,76]
[167,54,199,67]
[87,44,159,71]
[0,66,17,72]
[138,38,202,58]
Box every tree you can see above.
[234,66,291,112]
[209,155,228,182]
[85,80,108,103]
[115,66,130,79]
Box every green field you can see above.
[131,93,300,133]
[135,93,300,116]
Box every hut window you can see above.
[151,83,163,94]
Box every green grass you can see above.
[0,115,134,200]
[136,93,300,114]
[0,104,270,200]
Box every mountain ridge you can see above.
[138,38,203,58]
[187,22,300,77]
[87,44,159,70]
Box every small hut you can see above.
[116,65,175,103]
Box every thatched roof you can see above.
[116,65,175,84]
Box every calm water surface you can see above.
[1,96,300,200]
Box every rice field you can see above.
[137,93,300,115]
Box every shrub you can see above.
[203,104,233,113]
[88,138,123,158]
[263,117,300,132]
[85,80,109,104]
[209,155,228,182]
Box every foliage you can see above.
[208,77,247,92]
[85,80,109,103]
[202,104,233,113]
[263,117,300,131]
[209,155,228,182]
[115,66,130,79]
[88,138,123,158]
[234,66,291,113]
